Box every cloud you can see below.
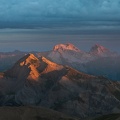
[0,0,120,22]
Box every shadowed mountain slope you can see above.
[0,54,120,118]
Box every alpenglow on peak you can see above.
[90,44,110,54]
[53,43,81,52]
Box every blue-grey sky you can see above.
[0,28,119,53]
[0,0,120,24]
[0,0,120,53]
[0,0,120,27]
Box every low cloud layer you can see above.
[0,0,120,22]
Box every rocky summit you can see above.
[0,43,119,81]
[0,53,120,118]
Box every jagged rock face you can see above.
[53,43,81,53]
[89,44,114,57]
[2,53,67,105]
[90,44,109,53]
[36,43,119,80]
[48,43,117,64]
[0,54,120,118]
[0,43,119,81]
[47,43,91,64]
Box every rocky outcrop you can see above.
[0,54,120,118]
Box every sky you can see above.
[0,0,120,52]
[0,0,120,22]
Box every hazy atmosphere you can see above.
[0,1,120,119]
[0,0,120,52]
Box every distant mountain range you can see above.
[0,53,120,118]
[41,43,119,81]
[0,43,119,80]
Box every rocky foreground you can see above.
[0,106,119,120]
[0,54,120,119]
[0,106,78,120]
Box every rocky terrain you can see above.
[0,43,119,80]
[0,106,78,120]
[0,53,120,119]
[37,43,120,80]
[91,113,120,120]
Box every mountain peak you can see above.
[18,53,38,66]
[5,53,64,80]
[27,53,38,60]
[90,44,110,55]
[4,53,40,79]
[53,43,80,52]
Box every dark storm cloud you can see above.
[0,0,120,22]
